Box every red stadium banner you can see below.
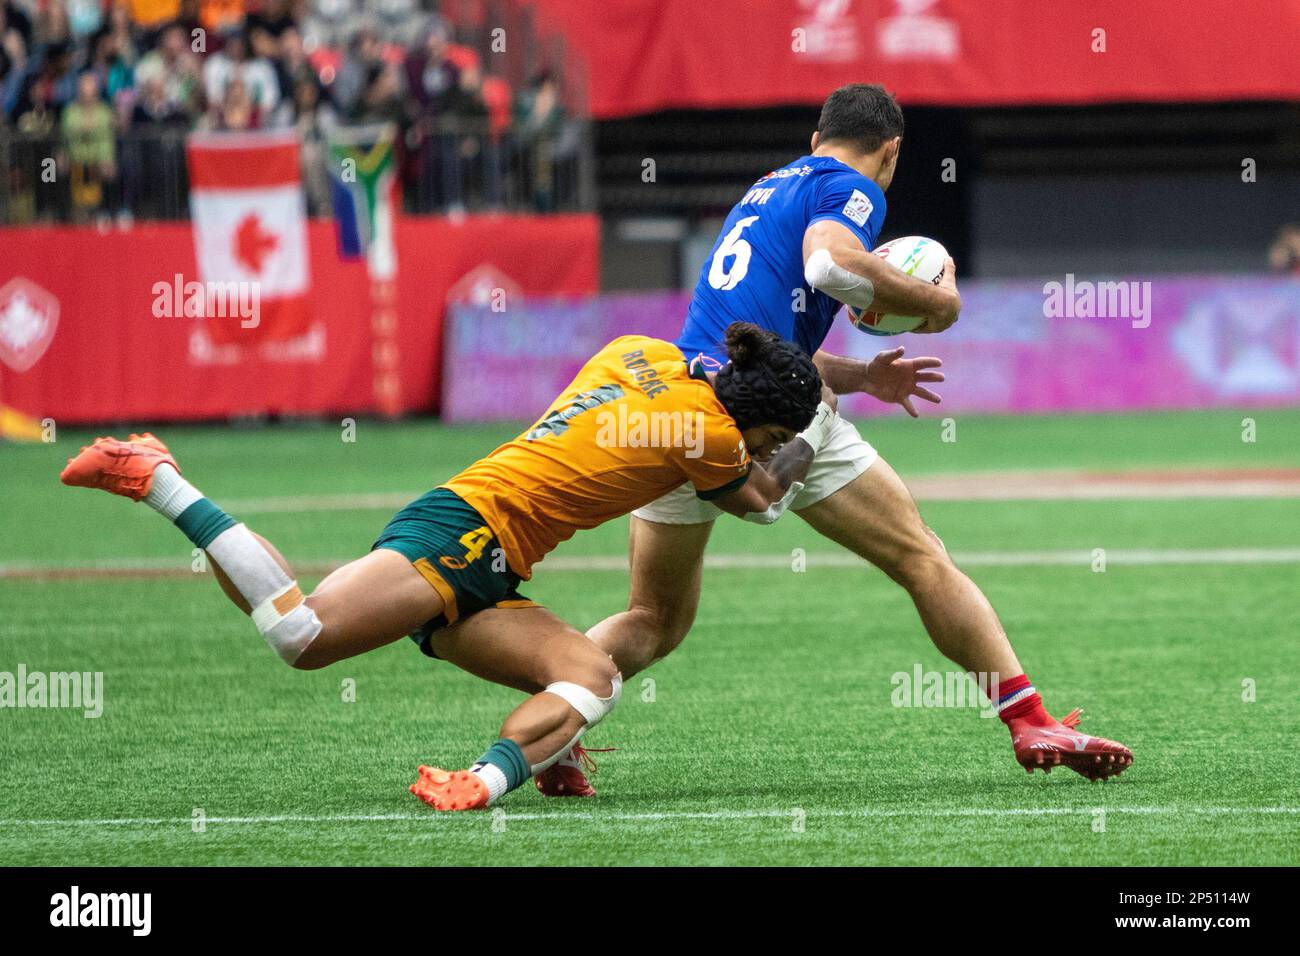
[0,214,598,423]
[528,0,1300,117]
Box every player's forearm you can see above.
[717,401,836,518]
[762,437,817,495]
[720,434,816,519]
[812,349,868,395]
[757,395,838,497]
[826,242,959,325]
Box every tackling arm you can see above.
[711,394,838,520]
[712,438,817,520]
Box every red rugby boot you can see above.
[534,743,614,798]
[1012,708,1133,781]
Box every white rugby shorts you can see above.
[633,416,878,524]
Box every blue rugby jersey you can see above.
[676,155,886,364]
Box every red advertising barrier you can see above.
[529,0,1300,118]
[0,214,598,423]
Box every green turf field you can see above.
[2,409,1298,865]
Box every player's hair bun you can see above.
[723,321,773,370]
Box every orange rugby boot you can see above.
[60,433,178,501]
[409,766,491,811]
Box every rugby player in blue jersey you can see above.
[538,84,1132,796]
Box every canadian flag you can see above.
[186,131,311,346]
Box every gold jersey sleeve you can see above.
[442,335,749,578]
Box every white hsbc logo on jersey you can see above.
[842,189,873,226]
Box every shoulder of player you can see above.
[593,336,704,404]
[814,161,885,201]
[808,165,886,232]
[593,335,682,373]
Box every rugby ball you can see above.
[846,236,948,336]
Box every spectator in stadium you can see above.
[209,71,258,129]
[290,70,335,215]
[1268,224,1300,274]
[102,2,141,71]
[83,26,135,113]
[245,0,293,39]
[12,39,77,122]
[1,18,29,119]
[122,70,188,218]
[9,73,62,221]
[131,71,187,126]
[132,21,201,119]
[248,20,299,125]
[350,59,402,126]
[405,18,460,211]
[203,28,278,121]
[405,17,457,117]
[14,62,55,135]
[1,0,32,50]
[331,24,382,118]
[32,0,73,51]
[62,69,117,220]
[270,23,312,120]
[247,20,279,62]
[446,60,498,210]
[512,69,565,211]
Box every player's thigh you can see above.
[795,457,939,572]
[304,549,444,655]
[626,515,714,633]
[431,605,619,697]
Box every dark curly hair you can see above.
[818,83,904,154]
[713,323,822,432]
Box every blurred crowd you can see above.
[0,0,580,222]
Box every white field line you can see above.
[220,474,1300,516]
[6,547,1300,579]
[1,806,1299,828]
[906,475,1300,501]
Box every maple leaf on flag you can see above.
[234,213,278,274]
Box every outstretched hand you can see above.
[863,347,944,418]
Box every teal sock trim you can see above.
[475,739,530,792]
[174,498,237,549]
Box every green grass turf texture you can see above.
[1,409,1298,865]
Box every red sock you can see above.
[996,674,1054,727]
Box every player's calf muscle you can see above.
[208,529,291,615]
[589,518,707,673]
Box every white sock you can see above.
[144,464,202,520]
[471,763,509,804]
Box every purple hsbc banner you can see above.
[441,276,1300,422]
